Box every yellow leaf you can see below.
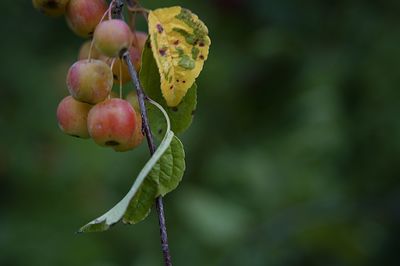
[148,6,211,107]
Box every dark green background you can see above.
[1,0,399,265]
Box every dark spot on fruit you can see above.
[44,0,59,9]
[156,24,164,33]
[182,80,186,83]
[174,40,179,45]
[159,48,167,56]
[172,107,178,112]
[191,109,196,115]
[199,42,205,47]
[176,79,180,82]
[170,85,174,90]
[106,140,120,146]
[199,55,204,60]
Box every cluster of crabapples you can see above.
[33,0,148,151]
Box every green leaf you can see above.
[140,39,197,137]
[150,135,185,196]
[123,135,185,223]
[122,177,158,224]
[79,100,186,232]
[79,131,174,233]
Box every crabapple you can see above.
[132,31,148,52]
[32,0,70,17]
[66,59,113,104]
[56,95,92,138]
[94,19,132,57]
[87,98,137,148]
[66,0,108,37]
[114,112,144,152]
[112,46,141,84]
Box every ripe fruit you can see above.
[32,0,70,17]
[114,112,144,152]
[78,41,103,60]
[66,0,108,37]
[94,19,132,57]
[56,95,92,138]
[112,46,141,84]
[112,31,148,84]
[66,59,113,104]
[87,99,137,148]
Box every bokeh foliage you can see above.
[1,0,399,265]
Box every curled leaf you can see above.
[79,99,186,232]
[79,130,174,233]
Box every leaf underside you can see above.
[123,135,185,225]
[79,103,185,232]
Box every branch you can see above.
[113,1,173,265]
[123,54,172,265]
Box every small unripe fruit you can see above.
[66,0,108,37]
[33,0,70,17]
[125,91,140,112]
[94,19,132,57]
[66,59,113,104]
[112,46,141,84]
[56,96,92,138]
[114,112,144,152]
[87,99,137,148]
[78,41,102,60]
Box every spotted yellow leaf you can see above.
[148,6,211,107]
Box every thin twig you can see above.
[122,48,173,266]
[122,52,156,153]
[112,1,173,265]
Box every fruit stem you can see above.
[113,1,173,265]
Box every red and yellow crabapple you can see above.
[132,31,148,52]
[112,92,144,151]
[112,31,148,84]
[56,95,92,138]
[66,59,113,104]
[114,111,144,152]
[94,19,132,57]
[87,98,137,148]
[66,0,108,37]
[112,46,141,84]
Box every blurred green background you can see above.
[1,0,399,265]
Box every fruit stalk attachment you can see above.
[113,1,172,265]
